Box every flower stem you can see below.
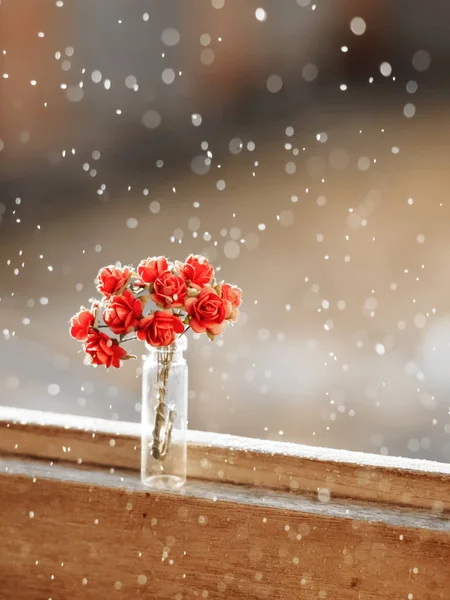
[152,346,175,460]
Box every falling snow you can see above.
[0,1,448,477]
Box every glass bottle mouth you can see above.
[145,334,187,353]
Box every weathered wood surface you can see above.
[1,458,449,600]
[1,406,449,513]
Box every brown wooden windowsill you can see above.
[0,406,449,599]
[1,406,449,513]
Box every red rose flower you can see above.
[185,286,229,336]
[151,270,187,308]
[136,256,168,286]
[137,311,185,347]
[177,255,214,289]
[84,330,127,369]
[70,308,95,341]
[221,283,242,322]
[221,284,242,309]
[96,265,130,299]
[103,289,143,335]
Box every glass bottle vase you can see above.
[141,336,188,490]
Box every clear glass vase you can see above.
[141,336,188,490]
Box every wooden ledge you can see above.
[0,406,449,513]
[1,457,449,600]
[1,407,449,599]
[2,457,449,533]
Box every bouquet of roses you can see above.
[70,254,242,367]
[70,254,241,464]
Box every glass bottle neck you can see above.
[145,336,187,360]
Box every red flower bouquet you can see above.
[70,254,242,368]
[70,255,242,479]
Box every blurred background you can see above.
[1,0,450,462]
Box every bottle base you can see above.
[141,474,185,490]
